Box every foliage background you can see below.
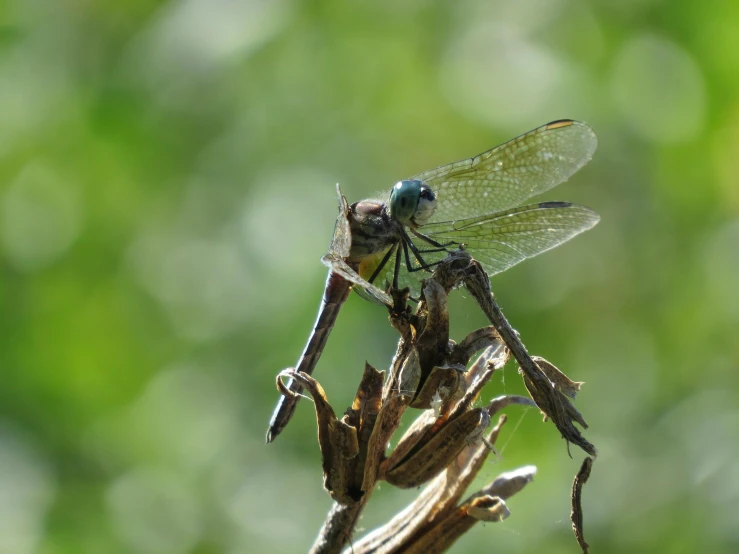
[1,0,738,553]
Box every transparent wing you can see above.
[322,252,392,306]
[384,202,599,295]
[423,201,599,278]
[409,120,597,224]
[327,183,352,258]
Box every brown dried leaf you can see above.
[449,326,502,368]
[532,355,584,399]
[362,394,411,492]
[396,346,422,400]
[277,369,359,504]
[341,363,385,500]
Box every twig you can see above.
[272,249,597,553]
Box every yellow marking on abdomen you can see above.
[358,246,394,281]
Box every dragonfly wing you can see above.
[411,120,597,224]
[327,183,352,258]
[353,279,392,305]
[423,202,600,278]
[322,252,393,307]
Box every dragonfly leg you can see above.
[367,243,398,284]
[415,245,454,254]
[401,232,442,273]
[410,228,457,250]
[392,243,403,290]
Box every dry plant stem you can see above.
[455,251,596,456]
[378,417,538,554]
[384,408,491,488]
[402,500,504,554]
[293,249,594,554]
[571,456,594,554]
[309,259,498,553]
[309,293,431,551]
[311,502,364,554]
[350,413,519,554]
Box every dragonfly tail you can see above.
[266,270,352,442]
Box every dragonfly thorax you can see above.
[389,180,437,227]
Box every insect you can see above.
[266,120,598,442]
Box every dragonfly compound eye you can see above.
[389,180,423,223]
[419,187,436,201]
[413,184,437,225]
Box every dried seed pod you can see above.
[410,365,463,409]
[396,346,422,399]
[385,408,491,489]
[478,465,537,501]
[381,408,436,475]
[465,495,511,522]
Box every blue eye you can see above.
[389,180,422,223]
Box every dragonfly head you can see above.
[389,180,437,226]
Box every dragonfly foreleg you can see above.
[414,245,453,254]
[367,243,398,284]
[410,228,458,250]
[392,242,402,290]
[401,232,442,274]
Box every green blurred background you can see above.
[1,0,738,552]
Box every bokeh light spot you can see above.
[611,34,706,143]
[702,219,739,322]
[106,467,202,554]
[123,0,292,105]
[0,163,82,272]
[441,23,567,130]
[0,426,56,554]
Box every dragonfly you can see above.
[266,119,599,443]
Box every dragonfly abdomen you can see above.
[266,270,353,442]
